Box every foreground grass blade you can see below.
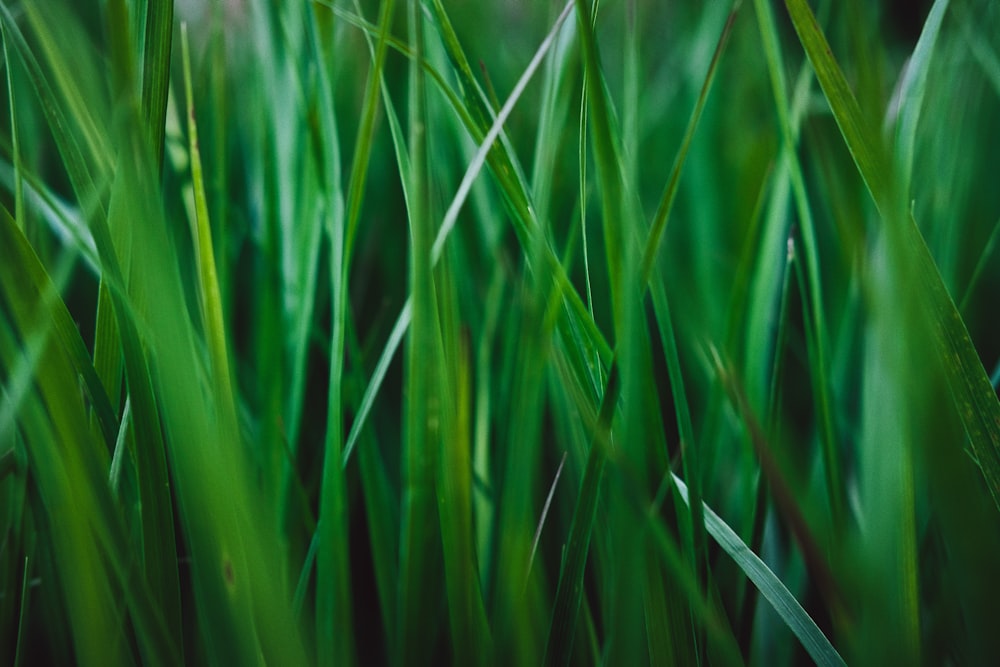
[670,474,846,667]
[783,0,1000,512]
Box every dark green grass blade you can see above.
[755,0,845,527]
[783,0,1000,512]
[139,0,173,168]
[398,1,444,662]
[307,0,360,662]
[543,362,617,667]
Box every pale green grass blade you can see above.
[670,474,846,667]
[13,553,31,667]
[2,21,24,228]
[783,0,1000,512]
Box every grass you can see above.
[2,0,1000,664]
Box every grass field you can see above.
[2,0,1000,664]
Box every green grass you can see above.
[2,0,1000,664]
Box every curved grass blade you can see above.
[783,0,1000,513]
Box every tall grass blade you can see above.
[783,0,1000,512]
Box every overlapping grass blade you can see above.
[783,0,1000,512]
[307,0,358,662]
[342,0,590,467]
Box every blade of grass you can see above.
[545,5,744,662]
[670,473,846,667]
[180,23,238,441]
[755,0,845,528]
[342,0,586,467]
[398,0,443,661]
[309,0,362,661]
[543,361,618,667]
[783,0,1000,513]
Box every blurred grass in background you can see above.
[1,0,999,664]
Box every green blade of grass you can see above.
[543,361,617,667]
[139,0,173,167]
[670,472,846,667]
[0,200,118,448]
[309,0,362,662]
[180,23,238,443]
[755,0,844,527]
[783,0,1000,513]
[0,207,182,666]
[573,0,629,329]
[342,0,586,467]
[893,0,949,199]
[398,0,443,661]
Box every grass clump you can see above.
[2,0,1000,664]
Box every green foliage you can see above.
[2,0,999,664]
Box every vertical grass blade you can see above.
[783,0,1000,513]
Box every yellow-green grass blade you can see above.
[180,24,238,444]
[0,209,182,666]
[0,202,118,449]
[783,0,1000,513]
[435,262,494,666]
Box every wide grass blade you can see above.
[782,0,1000,512]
